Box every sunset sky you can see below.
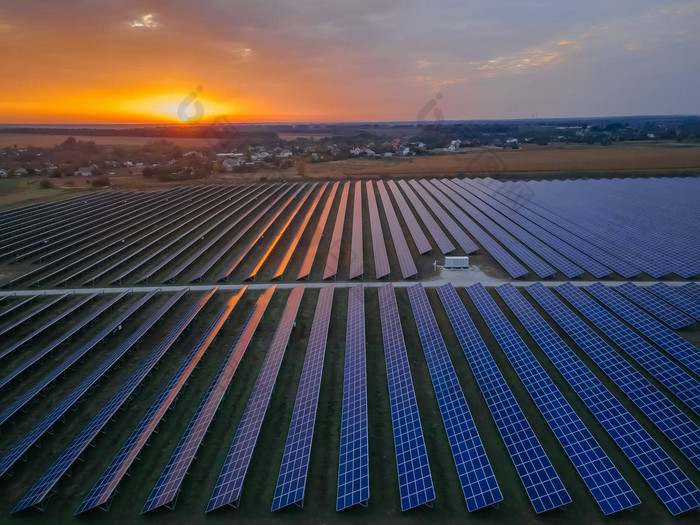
[1,1,698,124]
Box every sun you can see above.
[119,92,237,124]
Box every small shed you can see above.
[444,256,469,269]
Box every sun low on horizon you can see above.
[0,2,698,124]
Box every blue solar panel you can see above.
[397,179,455,254]
[272,285,334,511]
[616,282,694,329]
[496,283,699,515]
[467,283,637,515]
[376,181,418,278]
[680,282,700,303]
[206,286,305,512]
[526,283,700,471]
[11,289,217,513]
[378,284,435,511]
[435,283,570,514]
[80,288,245,515]
[556,283,700,418]
[336,284,370,510]
[0,291,157,427]
[648,283,700,321]
[366,181,391,279]
[0,290,188,479]
[407,284,502,512]
[386,180,433,254]
[586,283,700,377]
[349,182,364,279]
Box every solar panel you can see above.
[78,288,246,515]
[0,294,68,342]
[0,295,37,323]
[616,282,694,329]
[496,283,698,516]
[556,283,700,418]
[378,284,435,511]
[435,283,570,514]
[324,182,350,280]
[385,180,432,254]
[365,181,391,279]
[0,291,157,427]
[336,284,370,510]
[396,179,455,254]
[467,283,637,515]
[406,284,502,512]
[0,292,126,390]
[680,282,700,302]
[11,289,217,512]
[272,284,334,511]
[474,178,640,278]
[437,179,555,278]
[349,182,364,279]
[0,293,96,361]
[273,182,329,280]
[376,181,417,278]
[207,285,305,511]
[586,283,700,377]
[408,179,479,255]
[298,183,340,279]
[452,179,584,278]
[647,282,700,321]
[247,184,317,280]
[526,283,700,472]
[420,180,529,278]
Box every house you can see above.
[279,149,293,158]
[222,158,242,172]
[0,169,8,178]
[76,166,94,177]
[447,139,462,151]
[401,147,411,156]
[14,167,29,177]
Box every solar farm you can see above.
[0,174,699,525]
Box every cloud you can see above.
[129,13,158,29]
[472,40,579,77]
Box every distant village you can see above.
[1,115,698,181]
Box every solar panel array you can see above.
[526,283,700,471]
[616,282,694,329]
[406,284,502,512]
[298,182,339,279]
[467,283,638,515]
[365,181,391,279]
[385,180,432,254]
[12,289,217,512]
[396,179,455,254]
[272,284,334,511]
[378,284,435,511]
[323,182,350,279]
[435,283,571,514]
[680,282,700,302]
[586,282,700,377]
[496,283,699,515]
[207,286,305,511]
[349,181,364,279]
[648,282,700,320]
[82,287,246,515]
[555,282,700,418]
[336,285,370,510]
[137,287,274,514]
[376,181,417,278]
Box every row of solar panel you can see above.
[4,176,697,288]
[1,281,697,515]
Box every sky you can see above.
[0,0,698,124]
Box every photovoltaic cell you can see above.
[365,181,391,279]
[12,289,217,513]
[80,287,246,515]
[378,284,435,511]
[386,180,432,254]
[497,283,698,516]
[324,182,350,279]
[468,283,637,515]
[586,283,700,377]
[647,282,700,321]
[376,181,417,278]
[396,179,455,254]
[406,284,502,512]
[336,285,370,510]
[138,287,275,514]
[272,284,334,511]
[435,283,570,514]
[526,283,700,471]
[680,282,700,303]
[349,182,364,279]
[207,286,305,511]
[556,282,700,418]
[616,282,694,329]
[298,182,340,279]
